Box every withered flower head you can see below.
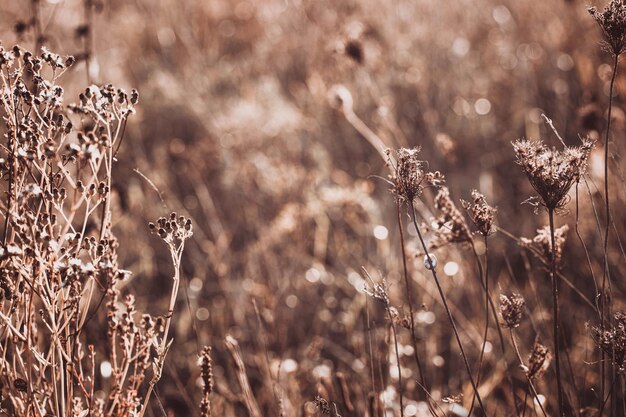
[513,138,594,211]
[499,293,525,328]
[199,346,214,417]
[430,186,472,249]
[520,224,569,265]
[461,189,497,236]
[589,0,626,55]
[591,311,626,374]
[391,147,444,202]
[527,339,552,380]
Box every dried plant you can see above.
[429,186,472,249]
[520,224,570,265]
[526,340,552,381]
[592,312,626,374]
[499,293,525,329]
[513,138,594,212]
[588,0,626,56]
[0,44,189,417]
[462,189,497,237]
[389,147,444,203]
[199,346,214,417]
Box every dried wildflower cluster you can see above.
[430,186,472,249]
[520,224,570,264]
[199,346,214,417]
[390,147,444,202]
[592,312,626,374]
[363,278,390,305]
[0,45,188,417]
[589,0,626,55]
[526,340,552,380]
[513,138,594,210]
[314,396,342,417]
[149,212,194,247]
[462,189,497,236]
[499,293,525,328]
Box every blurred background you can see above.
[1,0,625,415]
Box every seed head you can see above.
[430,186,472,249]
[589,0,626,55]
[591,312,626,374]
[461,189,497,236]
[391,147,444,202]
[520,224,569,265]
[513,138,594,211]
[527,339,552,380]
[499,293,525,328]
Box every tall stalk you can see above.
[548,208,564,417]
[600,52,619,414]
[396,202,427,391]
[409,202,486,415]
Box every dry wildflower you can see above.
[461,189,497,236]
[589,0,626,55]
[149,212,194,247]
[429,186,472,249]
[390,147,444,202]
[363,278,390,306]
[199,346,214,417]
[591,312,626,373]
[499,293,525,328]
[512,138,594,211]
[314,396,331,416]
[526,339,552,380]
[520,224,569,265]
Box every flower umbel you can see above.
[390,147,444,202]
[520,224,569,265]
[526,339,552,380]
[461,189,497,237]
[589,0,626,55]
[513,138,594,211]
[591,312,626,374]
[499,293,525,328]
[430,186,472,249]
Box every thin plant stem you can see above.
[509,329,549,417]
[548,208,564,417]
[387,307,405,417]
[409,201,487,415]
[395,202,429,397]
[600,52,619,416]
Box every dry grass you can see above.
[0,0,626,416]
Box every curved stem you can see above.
[409,201,487,415]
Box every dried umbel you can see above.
[149,212,194,247]
[591,312,626,374]
[430,186,472,249]
[390,147,444,202]
[461,189,497,237]
[512,138,594,211]
[526,339,552,380]
[520,224,570,265]
[499,293,525,328]
[589,0,626,55]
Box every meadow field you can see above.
[0,0,625,416]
